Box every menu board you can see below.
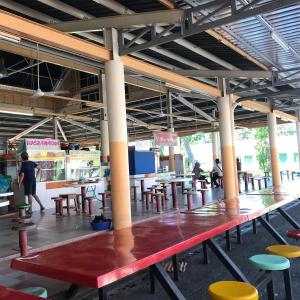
[28,151,66,182]
[67,150,101,180]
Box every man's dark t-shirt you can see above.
[20,161,37,196]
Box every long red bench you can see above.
[11,181,300,300]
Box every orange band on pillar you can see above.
[110,141,131,230]
[270,148,281,187]
[232,146,239,196]
[221,146,236,199]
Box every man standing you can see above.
[18,152,45,214]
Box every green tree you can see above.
[254,127,271,173]
[187,132,211,144]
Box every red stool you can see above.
[254,178,263,190]
[198,180,207,189]
[98,192,111,208]
[12,223,36,257]
[52,197,65,216]
[84,197,94,216]
[142,191,152,209]
[287,229,300,240]
[153,193,164,213]
[130,186,138,201]
[197,189,208,206]
[184,189,194,210]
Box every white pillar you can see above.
[99,72,109,162]
[167,91,175,172]
[212,131,219,161]
[211,110,219,163]
[105,29,131,230]
[267,112,281,187]
[296,109,300,169]
[229,97,239,196]
[218,95,237,199]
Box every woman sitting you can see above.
[193,162,209,184]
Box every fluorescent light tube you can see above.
[165,82,191,93]
[0,31,21,44]
[0,110,33,116]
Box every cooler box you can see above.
[129,151,155,175]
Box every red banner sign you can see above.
[153,131,178,146]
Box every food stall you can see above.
[11,139,104,211]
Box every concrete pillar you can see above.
[212,131,219,161]
[217,95,237,199]
[105,29,131,229]
[296,109,300,169]
[267,112,281,187]
[53,117,58,139]
[167,91,175,172]
[229,97,239,196]
[99,72,109,162]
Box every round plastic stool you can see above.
[266,245,300,259]
[19,287,48,298]
[287,229,300,240]
[249,254,290,271]
[208,281,259,300]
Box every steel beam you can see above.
[175,70,272,78]
[56,119,67,141]
[126,114,165,130]
[119,0,299,55]
[9,117,52,141]
[58,118,101,135]
[172,94,215,122]
[238,88,300,101]
[51,10,182,32]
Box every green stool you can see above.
[19,287,48,298]
[17,204,30,218]
[249,254,293,300]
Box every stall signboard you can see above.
[25,139,61,151]
[153,131,178,146]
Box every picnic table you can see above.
[64,181,102,208]
[0,285,49,300]
[11,181,300,300]
[156,177,192,209]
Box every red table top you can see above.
[0,286,48,300]
[11,184,298,289]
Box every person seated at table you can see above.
[212,158,223,188]
[193,162,209,184]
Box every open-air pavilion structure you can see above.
[1,1,300,299]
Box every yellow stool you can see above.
[208,281,259,300]
[266,245,300,259]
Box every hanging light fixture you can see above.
[0,57,8,79]
[32,43,45,98]
[159,80,165,118]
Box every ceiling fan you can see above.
[31,44,69,98]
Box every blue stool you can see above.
[19,287,48,298]
[249,254,293,300]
